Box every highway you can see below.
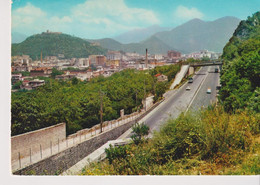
[119,65,220,138]
[188,66,220,111]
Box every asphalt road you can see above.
[188,66,220,111]
[119,65,220,138]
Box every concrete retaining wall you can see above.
[11,123,66,163]
[12,99,164,175]
[13,120,135,175]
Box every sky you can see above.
[11,0,260,39]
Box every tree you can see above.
[51,68,63,78]
[154,82,167,101]
[71,77,79,85]
[130,122,149,144]
[12,81,22,89]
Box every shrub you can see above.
[152,112,205,163]
[131,122,149,144]
[105,144,130,164]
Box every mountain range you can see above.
[87,36,174,55]
[12,16,241,58]
[154,16,241,53]
[90,16,240,54]
[113,25,171,44]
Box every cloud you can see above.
[70,0,160,37]
[12,3,73,35]
[12,0,160,38]
[12,3,46,27]
[72,0,159,25]
[174,5,204,20]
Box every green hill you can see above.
[12,32,107,60]
[220,11,260,112]
[88,36,174,54]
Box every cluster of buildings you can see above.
[11,48,221,90]
[183,50,221,60]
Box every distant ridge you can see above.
[153,16,241,53]
[88,36,174,54]
[89,16,240,54]
[113,25,171,44]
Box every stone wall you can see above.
[13,120,135,175]
[13,99,164,175]
[11,123,66,163]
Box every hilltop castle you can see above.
[42,30,62,34]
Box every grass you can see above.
[80,105,260,175]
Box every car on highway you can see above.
[215,68,219,73]
[207,88,212,94]
[186,86,191,91]
[188,77,193,83]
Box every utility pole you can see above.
[99,88,104,133]
[144,78,146,111]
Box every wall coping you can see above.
[11,123,66,139]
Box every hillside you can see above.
[220,11,260,112]
[87,38,123,51]
[81,106,260,175]
[153,16,240,53]
[89,36,173,54]
[113,25,171,44]
[12,32,107,60]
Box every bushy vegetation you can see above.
[130,122,149,144]
[220,11,260,112]
[11,33,107,60]
[81,106,260,175]
[80,12,260,176]
[150,64,181,83]
[11,65,180,136]
[12,71,30,76]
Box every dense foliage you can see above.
[220,11,260,112]
[12,71,30,76]
[51,68,64,78]
[11,65,180,136]
[11,33,107,60]
[130,122,149,144]
[81,106,260,175]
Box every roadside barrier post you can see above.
[30,148,32,163]
[58,139,60,152]
[40,144,42,159]
[18,152,21,168]
[50,141,52,155]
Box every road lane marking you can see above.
[185,67,209,114]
